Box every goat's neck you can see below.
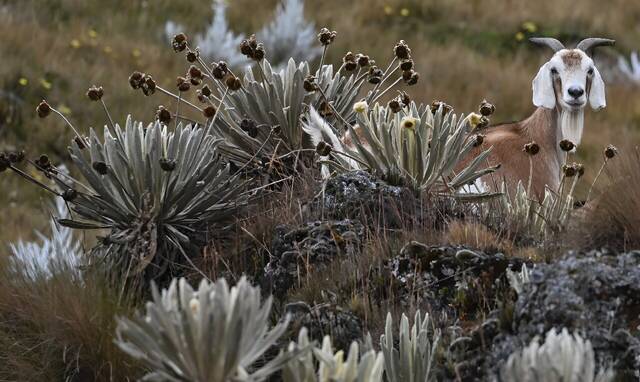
[522,107,584,174]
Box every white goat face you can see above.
[532,49,606,112]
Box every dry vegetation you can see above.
[0,0,639,380]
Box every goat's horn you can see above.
[576,38,615,55]
[529,37,565,52]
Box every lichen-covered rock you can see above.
[317,171,474,229]
[462,250,640,381]
[284,301,363,351]
[379,243,524,319]
[262,219,364,297]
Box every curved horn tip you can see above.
[576,38,616,53]
[529,37,565,52]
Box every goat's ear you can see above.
[532,63,556,109]
[589,67,606,110]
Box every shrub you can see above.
[9,194,83,280]
[380,310,440,382]
[500,328,614,382]
[304,102,498,196]
[283,328,385,382]
[115,276,291,382]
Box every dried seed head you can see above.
[156,106,172,124]
[189,77,201,86]
[604,144,618,159]
[8,150,25,164]
[36,100,51,118]
[401,116,418,130]
[559,139,575,152]
[201,85,212,98]
[159,158,176,172]
[478,116,490,129]
[316,141,332,156]
[406,71,419,86]
[303,75,317,92]
[188,65,202,79]
[400,91,411,106]
[240,119,257,135]
[142,75,156,96]
[253,44,265,61]
[562,163,576,177]
[62,188,77,201]
[186,50,198,63]
[240,39,253,56]
[86,85,104,101]
[129,71,145,89]
[212,61,228,79]
[402,69,413,82]
[74,136,87,149]
[575,163,585,177]
[473,134,486,147]
[343,51,356,63]
[353,100,368,114]
[523,141,540,156]
[400,59,414,71]
[394,40,411,59]
[225,76,242,91]
[317,28,337,46]
[357,54,370,67]
[479,99,495,116]
[92,161,108,175]
[368,67,383,84]
[345,61,358,71]
[388,99,402,113]
[319,101,334,117]
[36,154,50,169]
[177,76,190,92]
[203,106,217,119]
[172,33,187,52]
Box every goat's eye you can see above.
[587,68,594,75]
[550,67,558,75]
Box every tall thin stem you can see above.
[100,99,115,129]
[157,86,203,112]
[50,108,83,142]
[586,159,608,201]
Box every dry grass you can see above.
[2,0,640,244]
[0,258,141,381]
[573,147,640,251]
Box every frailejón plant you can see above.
[116,277,291,382]
[380,311,440,382]
[501,328,614,382]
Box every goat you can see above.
[458,37,615,200]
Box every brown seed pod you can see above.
[36,100,51,118]
[316,141,332,156]
[400,91,411,106]
[400,59,414,71]
[559,139,575,152]
[172,33,187,52]
[203,106,217,119]
[201,85,212,98]
[604,144,618,159]
[357,54,370,67]
[177,77,190,92]
[562,164,576,177]
[479,99,495,116]
[159,158,176,172]
[317,28,337,45]
[388,99,402,113]
[188,65,202,79]
[523,141,540,156]
[86,85,104,101]
[303,75,317,92]
[62,188,78,201]
[345,61,357,71]
[473,134,486,147]
[225,76,242,91]
[393,40,411,59]
[430,100,452,114]
[477,116,490,129]
[92,161,108,175]
[156,106,172,124]
[253,44,265,61]
[212,61,228,79]
[186,50,198,63]
[407,72,419,86]
[129,71,145,89]
[402,69,414,82]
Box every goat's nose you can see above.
[567,86,584,98]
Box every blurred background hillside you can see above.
[1,0,639,245]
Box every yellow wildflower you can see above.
[467,112,482,129]
[383,5,393,15]
[522,21,537,33]
[515,32,525,42]
[400,8,410,17]
[353,101,368,114]
[132,49,141,58]
[18,78,28,86]
[70,39,81,48]
[401,116,418,130]
[88,29,98,38]
[40,78,52,90]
